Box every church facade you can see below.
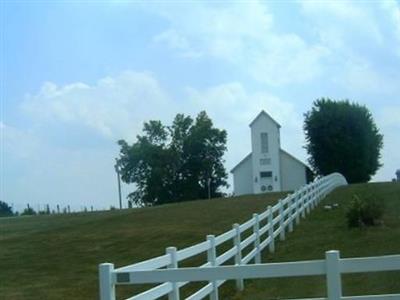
[231,110,310,196]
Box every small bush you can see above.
[21,207,37,216]
[346,195,363,227]
[346,194,384,228]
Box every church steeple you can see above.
[250,110,282,194]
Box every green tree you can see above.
[304,98,383,183]
[117,111,228,206]
[0,200,13,217]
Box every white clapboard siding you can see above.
[100,173,351,300]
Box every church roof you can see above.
[279,149,309,169]
[230,153,252,173]
[249,110,281,128]
[231,111,308,174]
[230,148,309,174]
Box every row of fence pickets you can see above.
[99,173,348,300]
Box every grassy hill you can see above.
[236,182,400,299]
[1,182,399,300]
[0,192,286,300]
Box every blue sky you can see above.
[2,1,400,212]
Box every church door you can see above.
[259,171,273,192]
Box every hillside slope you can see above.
[236,182,400,299]
[0,192,285,300]
[1,183,399,300]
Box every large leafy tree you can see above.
[304,98,383,183]
[0,200,13,217]
[117,111,228,206]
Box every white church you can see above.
[231,110,311,196]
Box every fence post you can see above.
[99,263,115,300]
[301,189,306,219]
[279,199,285,241]
[267,206,275,253]
[207,235,219,300]
[288,195,294,233]
[233,223,244,291]
[166,247,180,300]
[321,181,326,199]
[295,192,300,225]
[311,183,316,209]
[317,182,322,202]
[326,250,342,300]
[319,181,323,202]
[308,184,313,210]
[253,213,261,264]
[306,186,311,215]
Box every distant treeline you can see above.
[0,200,120,217]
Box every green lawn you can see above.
[1,182,399,300]
[0,192,285,300]
[235,182,400,299]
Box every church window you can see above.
[261,132,268,153]
[260,171,272,178]
[260,158,271,165]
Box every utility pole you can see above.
[114,159,122,210]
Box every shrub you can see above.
[346,195,363,227]
[346,194,384,228]
[21,207,37,216]
[362,196,385,226]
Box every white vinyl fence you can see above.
[99,173,348,300]
[111,250,400,300]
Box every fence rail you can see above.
[99,173,348,300]
[115,251,400,300]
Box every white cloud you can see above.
[5,1,400,214]
[1,122,125,212]
[338,57,399,95]
[6,70,308,210]
[21,71,173,141]
[300,1,400,94]
[5,71,177,211]
[184,82,307,171]
[186,82,300,128]
[153,1,328,85]
[377,106,400,181]
[154,29,189,50]
[152,1,400,93]
[380,0,400,53]
[153,29,202,58]
[300,1,384,47]
[1,122,41,160]
[379,106,400,128]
